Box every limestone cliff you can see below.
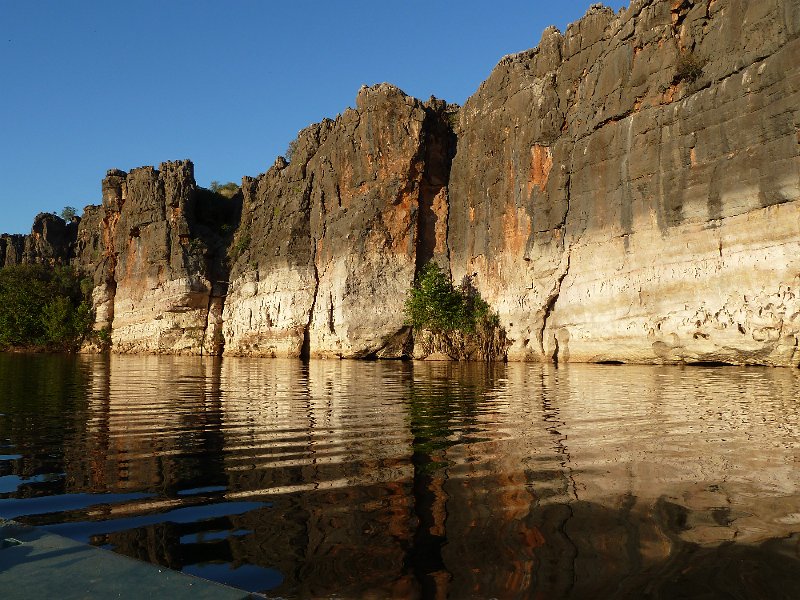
[222,84,456,358]
[448,0,800,365]
[3,0,798,366]
[71,161,240,354]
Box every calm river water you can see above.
[0,354,799,598]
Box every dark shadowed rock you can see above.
[0,214,77,267]
[0,234,25,267]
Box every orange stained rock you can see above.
[528,145,553,194]
[432,188,449,255]
[124,235,139,281]
[662,83,679,104]
[502,201,532,257]
[382,188,417,254]
[314,237,324,265]
[671,0,691,23]
[337,160,356,208]
[101,211,120,258]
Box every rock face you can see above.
[0,213,77,267]
[3,0,799,366]
[0,234,25,267]
[222,84,456,358]
[103,162,209,353]
[71,161,240,354]
[447,0,800,365]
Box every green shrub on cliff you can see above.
[405,262,506,360]
[208,181,240,198]
[228,232,251,262]
[405,262,468,333]
[0,264,93,351]
[675,50,705,83]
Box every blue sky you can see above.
[0,1,628,234]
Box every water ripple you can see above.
[0,355,798,598]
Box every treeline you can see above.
[0,264,95,351]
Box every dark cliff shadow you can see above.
[415,101,458,275]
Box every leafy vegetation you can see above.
[59,206,77,221]
[405,262,506,360]
[446,109,460,129]
[95,326,112,347]
[285,138,299,163]
[208,181,240,198]
[675,50,705,83]
[228,232,251,262]
[406,262,472,333]
[187,237,207,255]
[0,264,94,351]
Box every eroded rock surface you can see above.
[0,234,25,267]
[222,84,456,358]
[448,0,800,365]
[71,161,240,354]
[3,0,798,366]
[0,213,78,267]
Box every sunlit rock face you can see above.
[103,162,215,353]
[5,0,798,366]
[447,0,800,365]
[71,161,240,354]
[222,84,456,358]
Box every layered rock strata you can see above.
[222,84,456,358]
[71,161,240,354]
[447,0,800,365]
[2,0,799,366]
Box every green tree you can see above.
[405,262,505,360]
[404,262,499,334]
[60,206,77,220]
[404,262,467,333]
[0,264,94,350]
[209,181,240,198]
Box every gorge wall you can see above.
[221,85,455,358]
[448,0,800,366]
[3,0,799,365]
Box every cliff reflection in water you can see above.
[0,354,799,598]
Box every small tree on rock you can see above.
[404,262,506,360]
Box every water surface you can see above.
[0,354,798,598]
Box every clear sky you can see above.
[0,0,628,234]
